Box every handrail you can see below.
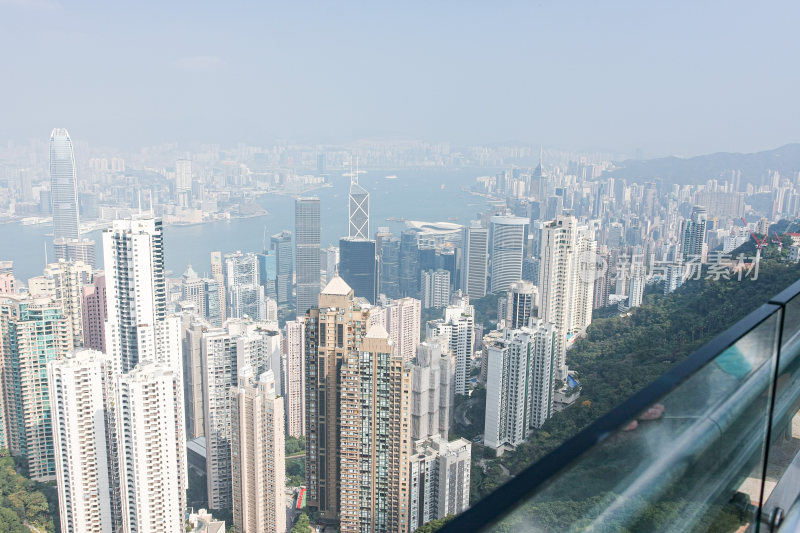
[439,298,790,533]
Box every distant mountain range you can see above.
[603,143,800,186]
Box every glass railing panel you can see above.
[761,287,800,530]
[484,311,781,533]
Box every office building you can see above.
[258,250,278,300]
[463,221,489,298]
[116,362,187,533]
[271,231,293,307]
[489,215,528,293]
[284,317,305,437]
[181,312,209,439]
[225,251,268,321]
[49,128,79,247]
[378,235,401,298]
[0,296,72,481]
[320,245,339,285]
[295,197,321,314]
[408,435,471,530]
[231,369,286,533]
[348,177,369,240]
[304,277,369,524]
[53,238,96,268]
[484,321,557,450]
[426,298,475,395]
[399,229,420,298]
[421,269,451,309]
[48,349,120,533]
[339,325,411,533]
[339,238,378,304]
[410,341,456,441]
[176,158,192,207]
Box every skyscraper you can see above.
[103,217,181,373]
[210,251,227,320]
[295,197,321,314]
[410,341,456,441]
[48,349,120,533]
[506,280,538,329]
[49,128,79,242]
[82,271,107,351]
[175,158,192,207]
[202,318,282,509]
[231,368,286,533]
[338,238,378,304]
[378,235,401,298]
[304,277,369,524]
[681,205,708,263]
[271,231,293,307]
[225,251,268,321]
[489,215,528,293]
[339,325,411,533]
[463,221,489,298]
[540,215,596,379]
[383,297,422,363]
[399,230,420,298]
[421,269,451,309]
[284,317,305,437]
[348,177,369,240]
[427,297,475,396]
[116,362,187,533]
[50,129,96,265]
[0,296,73,480]
[408,435,471,530]
[40,260,93,347]
[484,321,557,450]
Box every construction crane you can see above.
[772,231,784,252]
[740,217,769,263]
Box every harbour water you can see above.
[1,168,498,281]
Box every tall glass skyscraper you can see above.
[339,238,378,304]
[295,197,321,314]
[50,128,79,241]
[50,128,95,265]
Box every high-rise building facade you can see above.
[489,215,528,293]
[103,217,178,373]
[338,238,378,304]
[463,221,489,298]
[210,251,227,320]
[224,251,267,321]
[295,197,321,314]
[681,205,708,263]
[540,215,596,379]
[339,325,411,533]
[408,435,471,530]
[41,260,93,347]
[284,317,305,437]
[378,235,401,298]
[82,272,107,351]
[271,231,293,307]
[426,298,475,395]
[506,280,538,329]
[399,230,420,298]
[202,318,282,509]
[231,369,286,533]
[484,321,557,450]
[410,341,456,441]
[48,349,120,533]
[384,297,422,363]
[421,269,451,309]
[304,277,368,524]
[116,362,187,533]
[0,296,72,480]
[49,128,80,242]
[348,178,369,240]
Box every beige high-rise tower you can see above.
[231,368,286,533]
[339,325,412,533]
[304,276,369,525]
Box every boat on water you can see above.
[384,175,399,180]
[440,184,446,190]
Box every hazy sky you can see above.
[1,1,798,157]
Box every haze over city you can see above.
[1,0,798,156]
